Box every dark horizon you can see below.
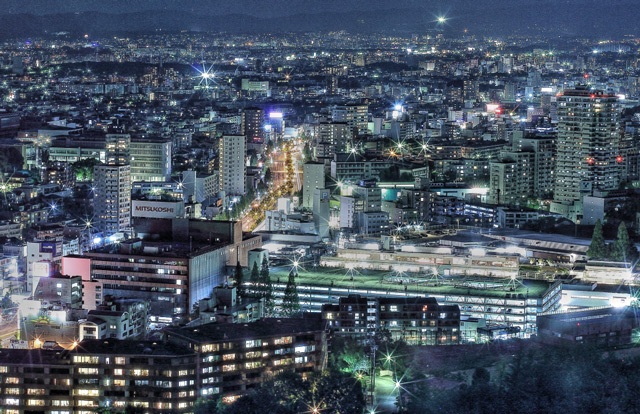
[0,1,639,39]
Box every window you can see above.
[115,357,126,365]
[132,369,149,376]
[245,339,261,348]
[78,400,96,407]
[274,336,292,345]
[245,361,261,369]
[113,379,126,386]
[27,389,45,395]
[52,400,71,407]
[222,353,235,361]
[222,364,236,372]
[5,398,20,405]
[76,389,99,396]
[5,388,20,395]
[5,377,19,384]
[27,399,46,406]
[77,368,99,375]
[73,356,99,364]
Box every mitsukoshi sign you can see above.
[131,200,185,219]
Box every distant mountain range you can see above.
[0,4,637,39]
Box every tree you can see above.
[264,167,273,184]
[234,261,244,295]
[281,269,300,317]
[249,261,261,298]
[71,158,101,181]
[586,219,608,259]
[225,370,365,414]
[260,257,273,314]
[194,396,223,414]
[471,367,491,386]
[0,147,24,173]
[611,222,636,262]
[0,293,13,310]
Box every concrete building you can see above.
[313,188,330,239]
[26,240,61,295]
[241,107,265,143]
[331,104,368,135]
[0,316,327,412]
[489,151,533,205]
[105,133,130,166]
[129,138,172,182]
[552,87,622,221]
[302,162,325,209]
[322,294,460,345]
[196,286,264,325]
[313,122,351,159]
[537,307,637,345]
[512,134,555,198]
[219,135,246,196]
[62,239,229,325]
[496,206,540,229]
[265,210,316,234]
[356,211,389,236]
[164,316,327,402]
[94,164,131,234]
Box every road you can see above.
[363,375,399,413]
[242,141,304,232]
[0,316,18,347]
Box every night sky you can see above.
[0,0,637,37]
[0,0,633,17]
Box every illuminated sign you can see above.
[132,200,184,219]
[39,242,57,256]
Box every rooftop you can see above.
[165,316,325,343]
[269,267,551,299]
[74,338,193,356]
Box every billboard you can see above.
[132,200,184,219]
[39,242,57,256]
[33,261,51,278]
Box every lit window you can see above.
[77,368,99,375]
[76,389,99,396]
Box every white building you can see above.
[94,164,131,234]
[219,135,246,196]
[552,87,621,222]
[302,163,325,209]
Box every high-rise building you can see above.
[489,152,534,205]
[513,134,556,199]
[302,163,325,209]
[552,87,622,221]
[129,138,172,182]
[219,135,246,196]
[94,164,131,234]
[313,122,351,159]
[241,107,265,143]
[105,133,131,165]
[331,104,368,136]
